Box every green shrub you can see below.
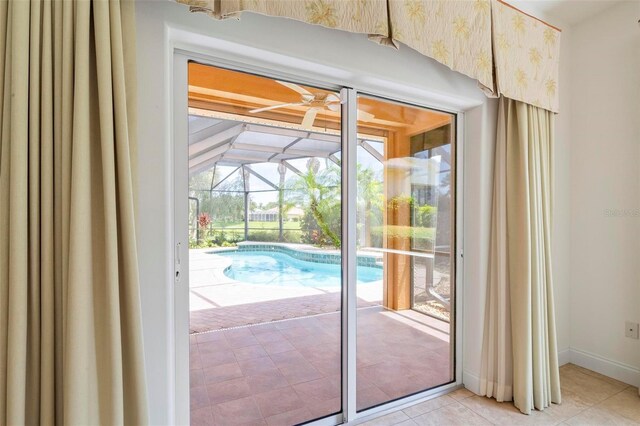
[282,231,301,244]
[189,238,199,249]
[228,232,244,243]
[388,195,414,211]
[415,205,437,228]
[247,230,280,242]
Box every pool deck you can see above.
[189,245,383,332]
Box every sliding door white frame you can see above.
[169,32,465,426]
[173,52,191,425]
[341,87,358,423]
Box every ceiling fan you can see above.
[248,80,375,129]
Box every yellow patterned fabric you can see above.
[492,1,561,112]
[387,0,494,93]
[177,0,390,41]
[175,0,563,113]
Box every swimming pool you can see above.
[217,250,382,288]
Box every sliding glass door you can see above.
[186,63,343,425]
[355,96,456,411]
[182,61,458,425]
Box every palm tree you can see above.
[306,0,338,28]
[529,48,542,80]
[544,27,557,58]
[515,68,528,97]
[432,40,449,64]
[512,14,525,47]
[545,78,557,106]
[290,159,341,248]
[405,1,426,27]
[474,0,490,26]
[357,165,383,247]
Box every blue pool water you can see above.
[217,250,382,288]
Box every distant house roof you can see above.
[286,207,304,217]
[252,207,279,214]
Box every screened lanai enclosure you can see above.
[188,116,386,248]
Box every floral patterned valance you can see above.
[387,0,493,94]
[175,0,562,113]
[177,0,390,42]
[492,1,561,112]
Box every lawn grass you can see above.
[371,225,435,240]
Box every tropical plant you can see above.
[356,164,383,247]
[197,212,211,243]
[388,194,415,211]
[289,158,341,248]
[415,205,437,228]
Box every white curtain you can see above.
[480,97,561,414]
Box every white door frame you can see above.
[170,29,467,425]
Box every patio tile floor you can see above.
[190,291,379,333]
[190,306,453,425]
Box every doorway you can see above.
[179,62,458,425]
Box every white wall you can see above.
[552,19,572,361]
[134,0,572,423]
[568,1,640,383]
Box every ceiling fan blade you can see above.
[357,109,375,122]
[325,93,341,112]
[326,93,341,103]
[301,108,319,129]
[276,80,313,97]
[249,102,304,114]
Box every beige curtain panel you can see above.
[0,0,148,424]
[480,97,561,414]
[492,1,561,112]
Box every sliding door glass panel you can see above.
[355,95,456,411]
[187,63,342,425]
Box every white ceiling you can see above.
[510,0,625,26]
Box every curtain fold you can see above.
[0,0,148,424]
[480,96,561,414]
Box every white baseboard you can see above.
[568,347,640,388]
[558,348,571,366]
[463,369,481,394]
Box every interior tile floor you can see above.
[360,364,640,426]
[190,306,452,425]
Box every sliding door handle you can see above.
[175,242,182,284]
